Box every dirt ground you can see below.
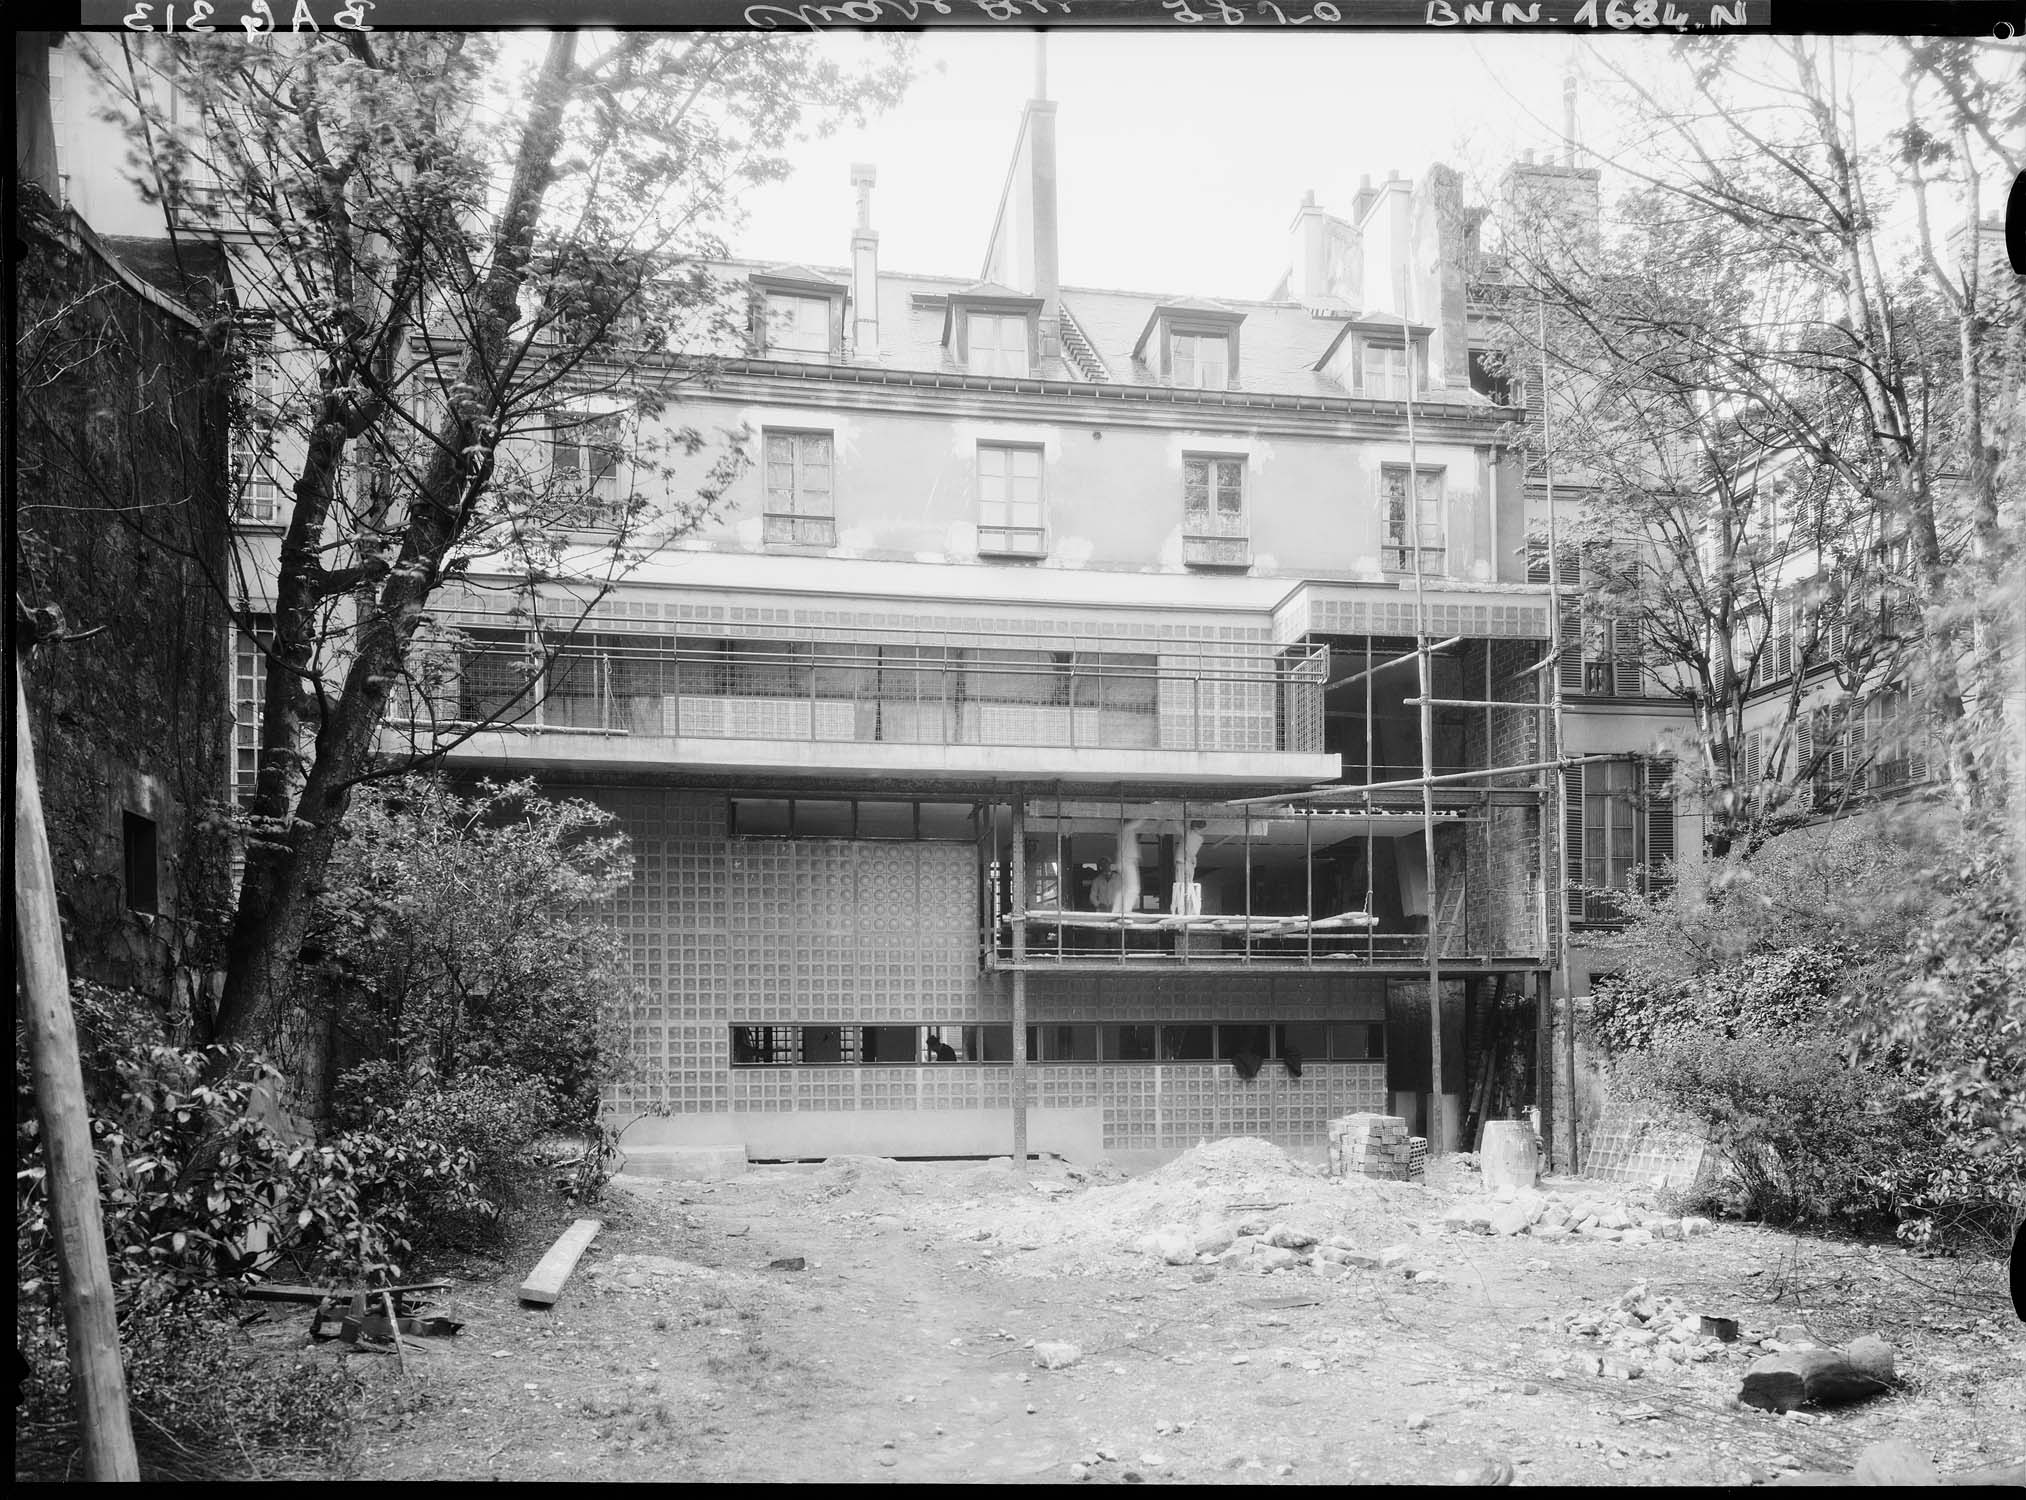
[296,1143,2021,1484]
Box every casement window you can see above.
[1363,343,1415,401]
[123,811,159,916]
[763,293,831,355]
[1382,465,1445,576]
[967,312,1030,377]
[1543,543,1648,698]
[1171,331,1231,390]
[232,352,283,523]
[977,443,1045,556]
[1468,348,1514,405]
[762,430,835,546]
[1183,455,1248,567]
[551,412,624,526]
[233,616,274,807]
[1564,757,1674,925]
[1811,687,1929,808]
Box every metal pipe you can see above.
[1011,789,1029,1169]
[1540,294,1576,1176]
[1405,697,1555,711]
[1327,635,1467,690]
[1228,752,1620,805]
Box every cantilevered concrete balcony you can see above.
[383,629,1340,790]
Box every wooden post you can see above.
[1535,969,1555,1172]
[1009,790,1029,1169]
[13,669,141,1481]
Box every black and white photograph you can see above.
[12,7,2024,1484]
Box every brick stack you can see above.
[1327,1112,1414,1181]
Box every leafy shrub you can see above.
[15,1043,402,1296]
[1589,944,1851,1055]
[330,1062,559,1255]
[309,776,639,1122]
[1611,1029,1903,1226]
[16,1284,359,1481]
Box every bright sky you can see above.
[734,29,1596,297]
[729,31,1982,299]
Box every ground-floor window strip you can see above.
[728,1020,1384,1067]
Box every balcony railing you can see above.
[394,628,1330,758]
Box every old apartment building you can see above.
[39,36,1741,1165]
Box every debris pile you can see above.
[933,1137,1430,1279]
[1547,1281,1738,1377]
[1440,1186,1715,1244]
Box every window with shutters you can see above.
[1565,757,1674,926]
[1382,465,1445,576]
[1183,455,1249,567]
[977,443,1046,556]
[1549,545,1648,698]
[1811,687,1929,809]
[762,430,835,546]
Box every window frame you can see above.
[232,348,284,524]
[550,409,627,529]
[965,311,1032,377]
[976,441,1047,557]
[761,428,837,548]
[761,291,834,357]
[1170,329,1232,391]
[1381,463,1446,577]
[1182,453,1250,569]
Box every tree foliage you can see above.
[308,774,639,1122]
[82,31,910,1053]
[1486,36,2021,856]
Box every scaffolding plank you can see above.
[519,1219,602,1306]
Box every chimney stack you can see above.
[850,163,878,358]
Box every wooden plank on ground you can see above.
[519,1219,602,1306]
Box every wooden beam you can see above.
[519,1219,602,1306]
[13,669,140,1480]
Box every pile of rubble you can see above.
[1440,1185,1715,1243]
[1131,1215,1421,1278]
[1543,1280,1846,1381]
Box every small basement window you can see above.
[123,811,159,915]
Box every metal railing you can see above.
[396,628,1330,757]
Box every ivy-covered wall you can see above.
[16,194,236,1023]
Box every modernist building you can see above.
[43,35,1717,1165]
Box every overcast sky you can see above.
[729,31,1969,299]
[734,30,1593,296]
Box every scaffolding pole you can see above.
[1328,635,1467,690]
[1398,288,1447,1156]
[1010,789,1029,1169]
[1539,296,1576,1176]
[1228,752,1621,807]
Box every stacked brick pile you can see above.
[1327,1112,1414,1181]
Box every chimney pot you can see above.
[1302,188,1316,207]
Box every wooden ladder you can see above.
[1432,881,1467,957]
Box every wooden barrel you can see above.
[1480,1119,1541,1191]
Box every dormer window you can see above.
[1172,332,1230,390]
[968,313,1030,377]
[943,283,1043,377]
[750,267,845,360]
[1314,316,1433,400]
[764,294,830,354]
[1134,301,1245,391]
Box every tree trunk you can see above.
[210,33,581,1056]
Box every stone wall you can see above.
[15,198,234,1019]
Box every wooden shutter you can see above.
[1906,691,1929,784]
[1612,617,1644,697]
[1643,759,1675,897]
[1557,600,1585,697]
[1563,764,1585,922]
[1770,597,1794,680]
[1741,729,1761,785]
[1793,713,1813,784]
[1525,375,1548,477]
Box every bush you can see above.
[1611,1029,1905,1226]
[1589,944,1851,1056]
[308,776,639,1125]
[330,1062,559,1256]
[15,1284,359,1480]
[16,1043,402,1296]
